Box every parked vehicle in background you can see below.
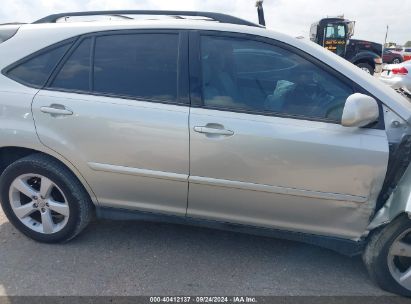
[387,47,411,62]
[2,9,411,297]
[380,61,411,96]
[383,50,403,64]
[309,17,383,75]
[404,48,411,62]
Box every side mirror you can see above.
[347,21,355,38]
[341,93,379,127]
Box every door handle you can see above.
[40,105,73,116]
[193,126,234,136]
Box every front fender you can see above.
[368,164,411,230]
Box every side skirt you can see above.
[96,207,365,257]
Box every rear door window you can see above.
[6,42,71,87]
[93,33,179,102]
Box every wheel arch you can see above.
[392,56,403,63]
[353,58,375,69]
[0,146,98,206]
[350,51,378,67]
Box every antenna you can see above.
[255,0,266,26]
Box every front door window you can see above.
[200,35,353,122]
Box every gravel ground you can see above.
[0,208,391,296]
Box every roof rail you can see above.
[0,22,26,26]
[32,10,262,27]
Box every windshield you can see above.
[325,24,346,39]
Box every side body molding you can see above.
[88,162,188,182]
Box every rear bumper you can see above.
[379,75,411,91]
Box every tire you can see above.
[0,153,93,243]
[356,62,374,75]
[363,215,411,296]
[392,58,402,64]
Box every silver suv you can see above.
[1,10,411,296]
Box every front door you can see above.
[187,32,389,239]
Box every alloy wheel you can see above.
[8,174,70,234]
[388,228,411,290]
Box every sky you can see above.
[0,0,410,45]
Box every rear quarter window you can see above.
[4,42,72,87]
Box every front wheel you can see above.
[356,62,374,75]
[363,215,411,296]
[0,154,93,243]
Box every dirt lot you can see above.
[0,208,390,296]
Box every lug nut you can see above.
[46,203,49,207]
[32,196,38,200]
[33,203,38,208]
[41,208,46,213]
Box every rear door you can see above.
[187,31,389,239]
[32,30,190,215]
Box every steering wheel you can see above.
[296,82,335,117]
